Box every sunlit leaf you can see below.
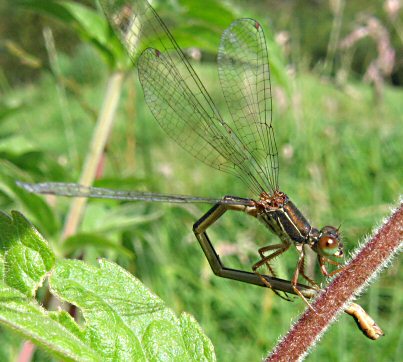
[0,211,55,297]
[49,259,216,361]
[0,282,98,361]
[0,212,216,361]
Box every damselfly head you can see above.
[315,225,343,258]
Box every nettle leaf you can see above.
[49,259,216,361]
[0,211,216,361]
[0,211,55,296]
[0,282,97,361]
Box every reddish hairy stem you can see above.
[267,201,403,361]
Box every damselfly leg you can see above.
[193,196,314,300]
[252,243,292,301]
[296,253,320,289]
[318,255,345,277]
[291,251,319,311]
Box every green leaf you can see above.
[184,0,234,23]
[0,213,215,361]
[18,0,76,24]
[180,313,216,361]
[0,282,97,361]
[56,0,123,67]
[159,0,236,53]
[60,1,108,41]
[49,259,216,361]
[62,233,135,260]
[0,211,55,297]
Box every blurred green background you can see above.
[0,0,402,361]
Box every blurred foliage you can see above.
[0,0,402,361]
[1,0,403,86]
[19,0,131,70]
[0,0,84,86]
[234,0,403,85]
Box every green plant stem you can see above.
[61,71,125,240]
[43,26,79,169]
[323,0,345,75]
[266,200,403,361]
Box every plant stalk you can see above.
[267,200,403,361]
[61,71,125,240]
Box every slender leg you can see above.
[292,253,343,312]
[318,255,345,277]
[193,196,315,298]
[252,243,292,300]
[324,258,342,266]
[257,243,287,278]
[292,251,317,312]
[298,254,320,290]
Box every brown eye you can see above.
[319,236,338,255]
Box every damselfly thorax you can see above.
[256,191,342,253]
[255,191,312,244]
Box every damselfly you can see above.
[18,0,344,307]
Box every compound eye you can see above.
[318,236,338,255]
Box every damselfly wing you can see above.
[18,0,344,306]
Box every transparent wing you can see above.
[17,182,254,206]
[138,48,265,194]
[218,19,279,192]
[100,0,273,195]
